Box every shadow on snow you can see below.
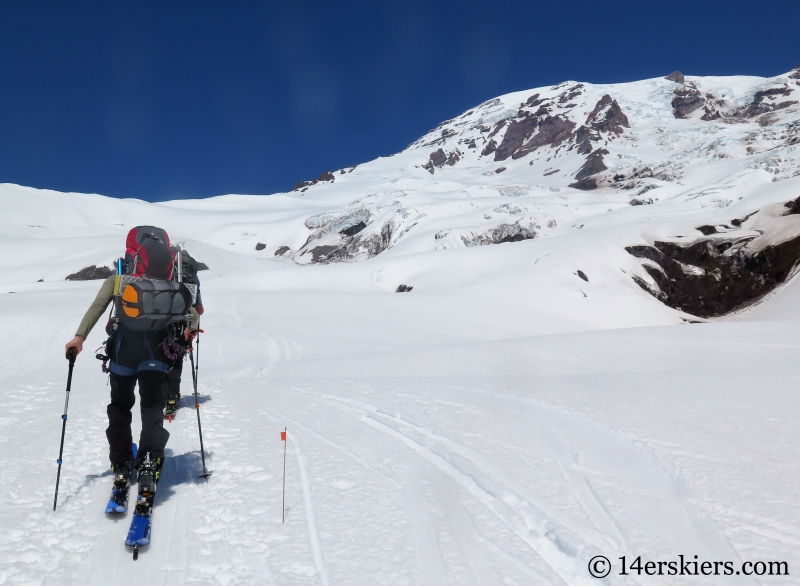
[155,449,212,504]
[177,394,212,408]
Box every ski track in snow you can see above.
[324,394,596,586]
[292,435,331,586]
[326,393,622,548]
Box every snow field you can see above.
[2,255,799,584]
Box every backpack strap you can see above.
[109,331,137,376]
[137,335,170,373]
[136,361,171,373]
[107,330,171,376]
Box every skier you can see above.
[165,247,205,417]
[63,227,199,501]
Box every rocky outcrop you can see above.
[306,222,393,263]
[575,149,608,180]
[481,139,497,157]
[492,116,538,161]
[626,230,800,318]
[585,95,629,134]
[665,71,685,84]
[481,90,579,162]
[525,93,542,107]
[294,171,336,192]
[567,95,628,155]
[274,246,291,256]
[66,265,114,281]
[396,284,413,292]
[612,163,680,185]
[736,85,798,119]
[517,116,576,159]
[671,84,705,119]
[572,125,601,154]
[493,114,576,161]
[569,148,608,190]
[460,222,535,247]
[791,64,800,80]
[462,87,628,163]
[423,148,462,173]
[305,209,371,233]
[341,221,366,236]
[255,242,266,251]
[784,196,800,215]
[295,208,399,264]
[671,82,731,120]
[556,84,584,104]
[672,81,797,121]
[570,178,599,191]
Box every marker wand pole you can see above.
[281,428,287,523]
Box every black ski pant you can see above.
[167,357,183,400]
[107,371,170,469]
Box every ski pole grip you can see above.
[66,348,78,363]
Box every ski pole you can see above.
[281,428,287,523]
[195,330,200,381]
[189,346,212,478]
[53,348,78,511]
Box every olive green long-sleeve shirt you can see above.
[75,276,115,338]
[75,276,200,339]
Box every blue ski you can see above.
[125,495,153,557]
[126,451,160,560]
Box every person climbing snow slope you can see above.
[63,226,199,507]
[165,246,204,418]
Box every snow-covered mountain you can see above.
[2,68,800,585]
[4,66,800,321]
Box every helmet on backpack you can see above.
[180,251,199,282]
[169,245,202,282]
[124,226,174,279]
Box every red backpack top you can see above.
[124,226,174,279]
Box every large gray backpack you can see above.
[117,276,193,332]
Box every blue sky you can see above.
[1,1,798,201]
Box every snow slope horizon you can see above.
[1,68,800,585]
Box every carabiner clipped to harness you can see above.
[95,346,110,374]
[159,335,184,361]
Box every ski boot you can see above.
[137,452,163,499]
[114,461,133,487]
[165,393,180,421]
[105,460,133,514]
